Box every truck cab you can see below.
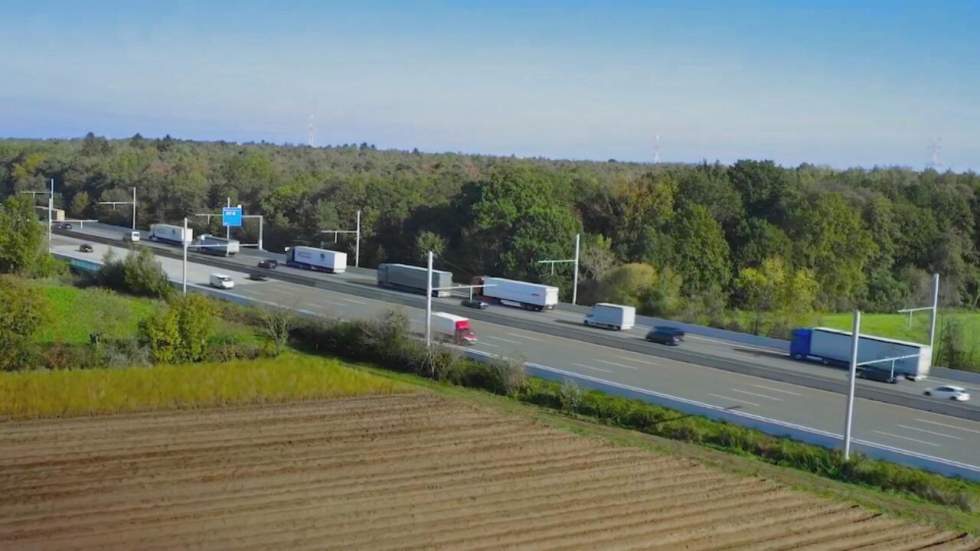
[432,313,478,345]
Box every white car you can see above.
[209,273,234,289]
[923,385,971,401]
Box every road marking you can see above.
[913,418,980,435]
[873,430,940,448]
[595,359,639,371]
[338,296,367,304]
[615,355,661,367]
[896,425,962,440]
[573,363,613,374]
[708,393,759,407]
[748,384,802,397]
[507,332,545,342]
[479,342,500,348]
[731,388,783,402]
[485,335,521,345]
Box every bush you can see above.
[97,247,172,299]
[558,379,583,412]
[138,295,216,363]
[0,276,49,370]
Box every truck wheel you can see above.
[792,353,804,361]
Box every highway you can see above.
[50,234,980,475]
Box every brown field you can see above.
[0,393,976,550]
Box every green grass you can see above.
[0,353,407,419]
[32,281,159,344]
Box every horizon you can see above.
[2,1,979,171]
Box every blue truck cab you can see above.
[790,328,812,360]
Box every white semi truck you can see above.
[790,327,932,380]
[584,303,636,331]
[432,313,478,345]
[148,223,193,245]
[285,246,347,273]
[192,234,240,256]
[475,277,559,311]
[377,263,453,297]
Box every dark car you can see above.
[78,243,94,253]
[461,298,489,309]
[57,222,73,230]
[857,367,899,384]
[646,326,685,346]
[258,259,278,269]
[247,272,268,281]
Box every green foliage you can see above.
[736,257,818,335]
[0,277,49,370]
[98,247,172,298]
[936,319,971,370]
[138,295,216,363]
[667,203,731,295]
[414,230,447,261]
[597,263,682,316]
[0,194,46,275]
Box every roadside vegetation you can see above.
[0,354,404,419]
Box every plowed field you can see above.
[0,393,976,550]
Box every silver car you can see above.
[923,385,971,401]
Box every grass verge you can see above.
[0,353,407,419]
[32,280,159,344]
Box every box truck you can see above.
[432,312,477,345]
[284,246,346,273]
[192,234,240,256]
[148,223,193,245]
[584,303,636,330]
[790,327,931,380]
[377,263,453,297]
[475,277,558,311]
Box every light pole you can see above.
[47,178,54,253]
[843,310,860,460]
[182,217,188,295]
[320,209,361,267]
[96,187,138,230]
[897,272,940,354]
[536,232,580,305]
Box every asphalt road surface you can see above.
[51,234,980,474]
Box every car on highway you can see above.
[247,272,268,281]
[78,243,94,253]
[461,298,489,309]
[258,259,278,269]
[56,222,73,230]
[856,366,899,384]
[924,385,971,401]
[209,273,235,290]
[645,326,684,346]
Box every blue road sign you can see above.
[222,206,243,227]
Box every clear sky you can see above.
[2,1,979,170]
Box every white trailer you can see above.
[432,312,478,345]
[478,277,559,311]
[377,263,453,296]
[285,246,347,273]
[584,303,636,331]
[148,223,193,245]
[790,327,932,380]
[193,234,241,256]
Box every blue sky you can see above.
[2,1,979,170]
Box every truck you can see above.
[432,312,478,345]
[475,276,559,311]
[584,303,636,331]
[123,230,140,242]
[209,273,234,289]
[377,263,453,296]
[790,327,932,380]
[285,246,346,273]
[148,223,193,245]
[192,234,240,256]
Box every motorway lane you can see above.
[52,237,980,470]
[59,226,979,410]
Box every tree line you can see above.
[2,133,978,332]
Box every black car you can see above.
[78,243,94,253]
[461,298,489,309]
[857,366,899,384]
[646,326,685,346]
[57,222,73,230]
[247,272,268,281]
[258,259,278,269]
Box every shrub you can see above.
[0,276,49,370]
[558,379,583,412]
[138,295,216,363]
[97,247,172,298]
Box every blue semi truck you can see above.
[790,327,931,380]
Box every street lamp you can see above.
[320,209,361,267]
[896,273,940,350]
[96,187,137,230]
[536,233,580,305]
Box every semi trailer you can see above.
[475,277,559,311]
[377,263,453,296]
[432,313,478,345]
[192,234,240,256]
[790,327,932,380]
[285,246,347,273]
[148,223,193,245]
[584,303,636,330]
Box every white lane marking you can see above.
[595,359,639,371]
[873,431,940,448]
[896,425,962,440]
[297,309,317,316]
[507,332,545,342]
[479,342,500,348]
[748,384,802,397]
[708,393,760,407]
[485,335,521,345]
[913,418,980,435]
[572,363,613,374]
[338,296,367,304]
[615,355,661,367]
[731,388,783,402]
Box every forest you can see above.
[1,133,978,339]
